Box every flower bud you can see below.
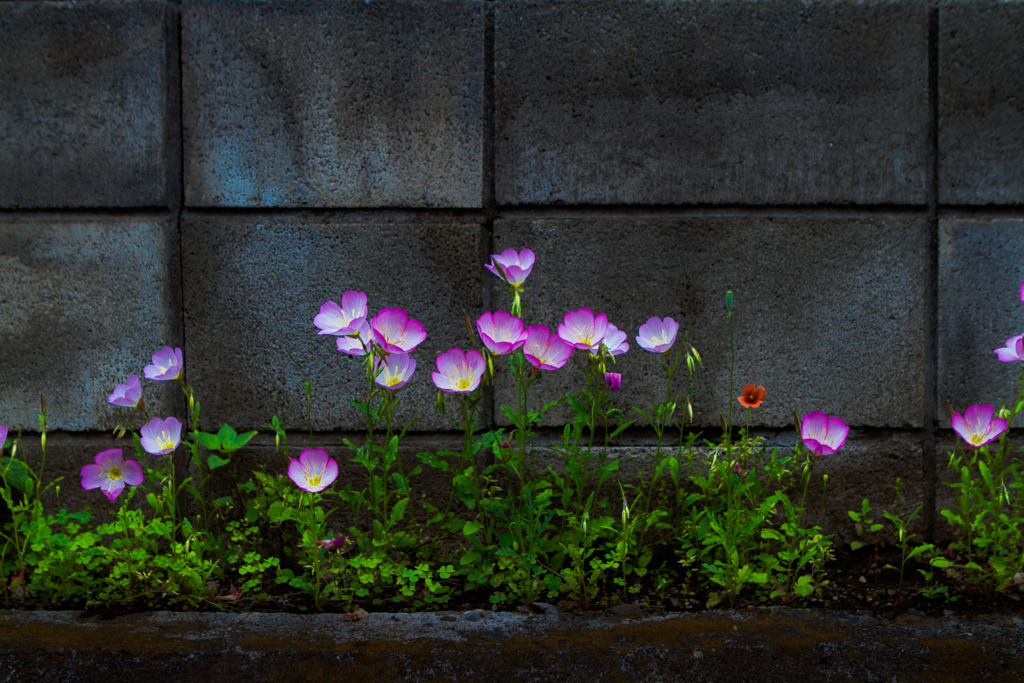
[725,290,733,312]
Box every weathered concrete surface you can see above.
[491,217,929,428]
[182,0,484,208]
[0,217,183,432]
[937,218,1024,415]
[180,213,484,432]
[0,1,178,208]
[939,0,1024,204]
[1,607,1022,681]
[495,0,928,205]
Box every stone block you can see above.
[491,217,928,428]
[937,218,1024,414]
[180,213,484,432]
[0,217,183,431]
[495,0,928,206]
[183,0,484,208]
[939,1,1024,204]
[0,1,178,208]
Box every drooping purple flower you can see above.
[370,308,427,354]
[485,248,535,288]
[636,316,680,354]
[601,323,629,356]
[313,291,368,336]
[139,417,182,456]
[994,335,1024,362]
[288,448,338,493]
[604,372,622,391]
[81,448,144,502]
[476,311,529,356]
[0,425,7,449]
[143,346,183,381]
[557,308,609,352]
[107,375,143,408]
[952,404,1008,449]
[800,412,849,457]
[317,535,348,551]
[374,353,416,390]
[431,348,485,393]
[336,319,374,356]
[522,325,573,371]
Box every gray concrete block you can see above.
[939,1,1024,204]
[491,217,928,428]
[183,0,484,208]
[180,213,484,432]
[0,1,178,208]
[0,217,183,432]
[937,218,1024,415]
[495,0,929,206]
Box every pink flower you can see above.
[107,375,142,408]
[522,325,573,371]
[143,346,183,381]
[485,248,535,288]
[600,323,629,356]
[314,291,368,336]
[374,353,416,390]
[0,425,8,449]
[81,448,143,502]
[1020,279,1024,305]
[800,412,849,457]
[336,319,373,356]
[604,372,622,391]
[476,311,529,355]
[952,404,1008,449]
[139,417,182,455]
[557,308,609,352]
[994,335,1024,362]
[288,448,338,493]
[636,316,680,354]
[317,535,348,551]
[431,348,485,393]
[370,308,427,354]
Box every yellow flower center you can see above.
[306,474,322,487]
[387,375,402,387]
[971,433,985,445]
[456,377,471,391]
[160,437,175,451]
[106,466,122,481]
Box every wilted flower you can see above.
[80,448,143,502]
[107,375,143,408]
[314,291,368,336]
[952,404,1008,449]
[336,319,374,356]
[994,335,1024,362]
[476,311,529,355]
[139,417,182,455]
[636,316,680,354]
[431,348,485,393]
[370,308,427,354]
[485,248,535,288]
[738,384,767,409]
[317,535,348,551]
[0,424,7,449]
[558,308,609,352]
[800,412,849,457]
[374,353,416,390]
[143,346,183,381]
[604,372,622,391]
[288,448,338,493]
[522,325,573,371]
[601,323,629,356]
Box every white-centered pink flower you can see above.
[601,322,629,356]
[994,334,1024,362]
[558,307,609,352]
[336,319,373,356]
[522,325,573,371]
[432,348,485,393]
[107,375,142,408]
[374,353,416,390]
[81,448,143,503]
[952,404,1008,449]
[636,316,680,354]
[370,308,427,354]
[288,448,338,493]
[485,248,535,288]
[314,291,368,336]
[476,311,529,356]
[800,412,849,457]
[144,346,183,381]
[604,372,622,391]
[140,416,182,455]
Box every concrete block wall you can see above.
[2,0,1023,534]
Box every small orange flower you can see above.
[737,384,767,408]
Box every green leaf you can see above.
[196,431,221,450]
[207,454,231,470]
[389,497,410,527]
[462,520,484,536]
[217,423,238,444]
[226,430,258,451]
[213,496,234,507]
[0,457,33,493]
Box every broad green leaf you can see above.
[0,457,33,493]
[207,454,231,470]
[196,431,221,450]
[217,423,238,444]
[462,520,484,536]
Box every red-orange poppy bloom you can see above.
[737,384,767,408]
